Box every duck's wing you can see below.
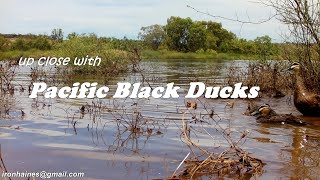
[310,94,320,107]
[267,116,285,123]
[269,109,278,116]
[256,116,270,123]
[277,114,306,125]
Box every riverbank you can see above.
[0,49,56,61]
[141,50,281,60]
[0,49,282,62]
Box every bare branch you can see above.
[187,4,277,24]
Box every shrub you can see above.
[0,36,9,51]
[11,36,52,51]
[32,36,52,50]
[56,35,133,75]
[196,48,205,54]
[11,38,28,51]
[206,49,217,55]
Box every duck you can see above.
[243,100,259,116]
[252,104,306,125]
[289,62,320,116]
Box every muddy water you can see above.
[1,59,320,180]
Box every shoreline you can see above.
[0,49,282,61]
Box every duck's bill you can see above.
[251,111,260,116]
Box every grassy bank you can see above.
[141,50,281,60]
[0,49,282,62]
[0,34,137,75]
[0,49,56,61]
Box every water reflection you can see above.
[286,126,320,179]
[0,59,319,179]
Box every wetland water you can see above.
[0,59,320,179]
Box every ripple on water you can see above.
[0,59,320,179]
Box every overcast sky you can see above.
[0,0,287,41]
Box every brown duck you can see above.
[252,104,306,125]
[243,100,259,116]
[289,62,320,117]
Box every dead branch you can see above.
[187,5,277,25]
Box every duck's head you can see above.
[251,104,271,117]
[288,62,300,72]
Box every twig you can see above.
[187,5,277,24]
[171,152,190,178]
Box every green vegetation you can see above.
[0,33,54,60]
[0,31,142,77]
[0,16,282,66]
[141,49,266,60]
[164,17,234,52]
[0,49,54,60]
[56,33,133,74]
[138,24,164,50]
[138,16,280,60]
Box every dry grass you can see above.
[226,60,294,97]
[169,99,264,179]
[0,62,16,93]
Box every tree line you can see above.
[0,16,280,60]
[138,16,279,58]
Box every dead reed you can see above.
[226,60,294,97]
[170,99,264,179]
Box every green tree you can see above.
[163,17,236,52]
[187,22,207,52]
[200,21,235,49]
[165,16,193,52]
[138,24,165,50]
[220,38,257,54]
[254,35,274,60]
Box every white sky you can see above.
[0,0,287,41]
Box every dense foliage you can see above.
[0,16,281,62]
[0,32,142,75]
[0,35,52,51]
[56,33,140,75]
[138,16,279,59]
[138,24,165,50]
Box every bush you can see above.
[32,36,52,50]
[57,35,132,75]
[11,38,28,51]
[206,49,217,55]
[226,60,293,96]
[0,36,9,51]
[196,48,205,54]
[11,36,51,51]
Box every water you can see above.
[0,59,320,179]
